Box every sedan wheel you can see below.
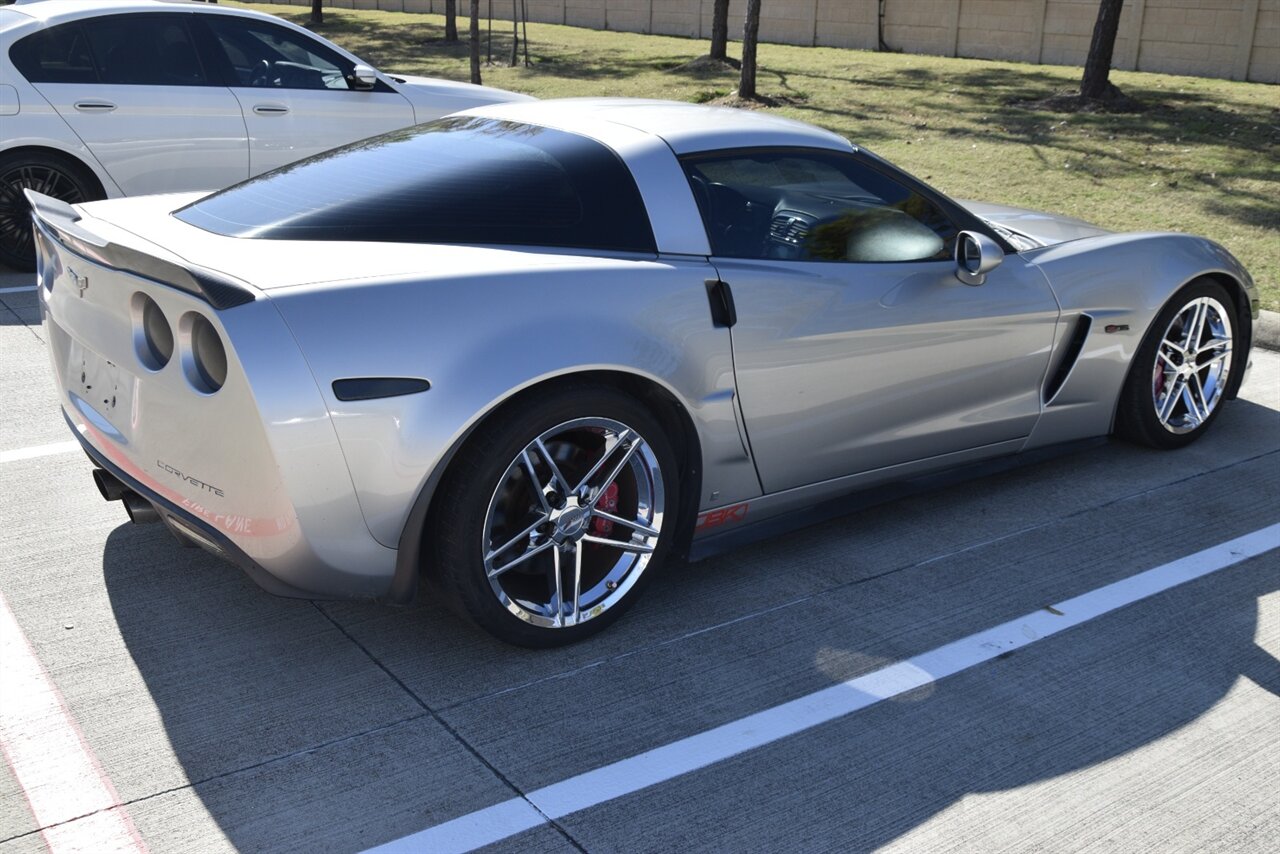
[1118,280,1238,449]
[0,154,97,271]
[433,386,678,646]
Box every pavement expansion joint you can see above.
[0,297,43,344]
[440,593,815,713]
[0,805,133,847]
[309,603,592,853]
[444,444,1279,718]
[16,713,437,836]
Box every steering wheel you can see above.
[703,182,761,256]
[249,59,274,87]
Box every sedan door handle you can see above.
[252,104,289,116]
[73,100,116,112]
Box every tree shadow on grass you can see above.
[279,7,1279,235]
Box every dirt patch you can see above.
[1011,87,1146,114]
[671,55,742,74]
[709,92,808,109]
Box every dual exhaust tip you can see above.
[92,468,159,524]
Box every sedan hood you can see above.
[960,200,1112,247]
[387,73,535,122]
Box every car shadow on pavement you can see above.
[99,400,1279,850]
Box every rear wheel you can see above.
[431,385,678,647]
[0,152,100,271]
[1117,279,1236,449]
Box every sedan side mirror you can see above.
[349,64,378,91]
[955,230,1004,286]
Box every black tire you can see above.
[1116,278,1238,450]
[0,151,101,271]
[431,384,680,647]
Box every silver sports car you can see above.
[31,99,1258,646]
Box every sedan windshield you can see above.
[175,117,656,253]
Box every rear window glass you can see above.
[10,15,206,86]
[175,117,657,253]
[10,23,96,84]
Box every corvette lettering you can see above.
[157,460,225,497]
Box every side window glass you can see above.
[10,24,97,84]
[682,151,958,263]
[205,19,352,90]
[82,15,206,86]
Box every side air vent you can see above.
[1043,314,1092,405]
[769,213,810,246]
[332,377,431,402]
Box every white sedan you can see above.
[0,0,533,268]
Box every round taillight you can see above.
[182,313,227,394]
[132,293,173,370]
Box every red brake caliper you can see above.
[591,483,619,535]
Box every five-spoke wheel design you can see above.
[1118,279,1239,450]
[432,385,678,646]
[483,417,664,629]
[1150,295,1233,435]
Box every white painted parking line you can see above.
[367,523,1280,854]
[0,441,81,465]
[0,591,145,853]
[0,285,37,294]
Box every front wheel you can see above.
[431,386,679,647]
[1117,279,1237,449]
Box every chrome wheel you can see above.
[482,417,665,629]
[1151,296,1233,435]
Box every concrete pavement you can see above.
[1,271,1278,853]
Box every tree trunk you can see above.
[445,0,458,42]
[710,0,730,61]
[310,0,322,26]
[1080,0,1125,99]
[510,0,520,67]
[739,0,761,99]
[470,0,482,84]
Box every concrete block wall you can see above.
[277,0,1278,82]
[1253,0,1279,80]
[649,0,700,39]
[957,0,1042,63]
[882,0,958,56]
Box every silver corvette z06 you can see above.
[31,99,1258,646]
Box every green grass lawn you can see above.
[237,3,1279,310]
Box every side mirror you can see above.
[349,64,378,91]
[954,230,1003,286]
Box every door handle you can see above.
[705,279,737,328]
[252,104,289,116]
[73,101,116,112]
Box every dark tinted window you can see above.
[682,150,958,263]
[205,17,352,90]
[175,117,657,253]
[82,14,206,86]
[10,23,96,84]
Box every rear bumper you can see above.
[71,415,324,599]
[36,213,400,600]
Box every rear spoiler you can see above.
[27,191,256,310]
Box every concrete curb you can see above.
[1258,310,1280,353]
